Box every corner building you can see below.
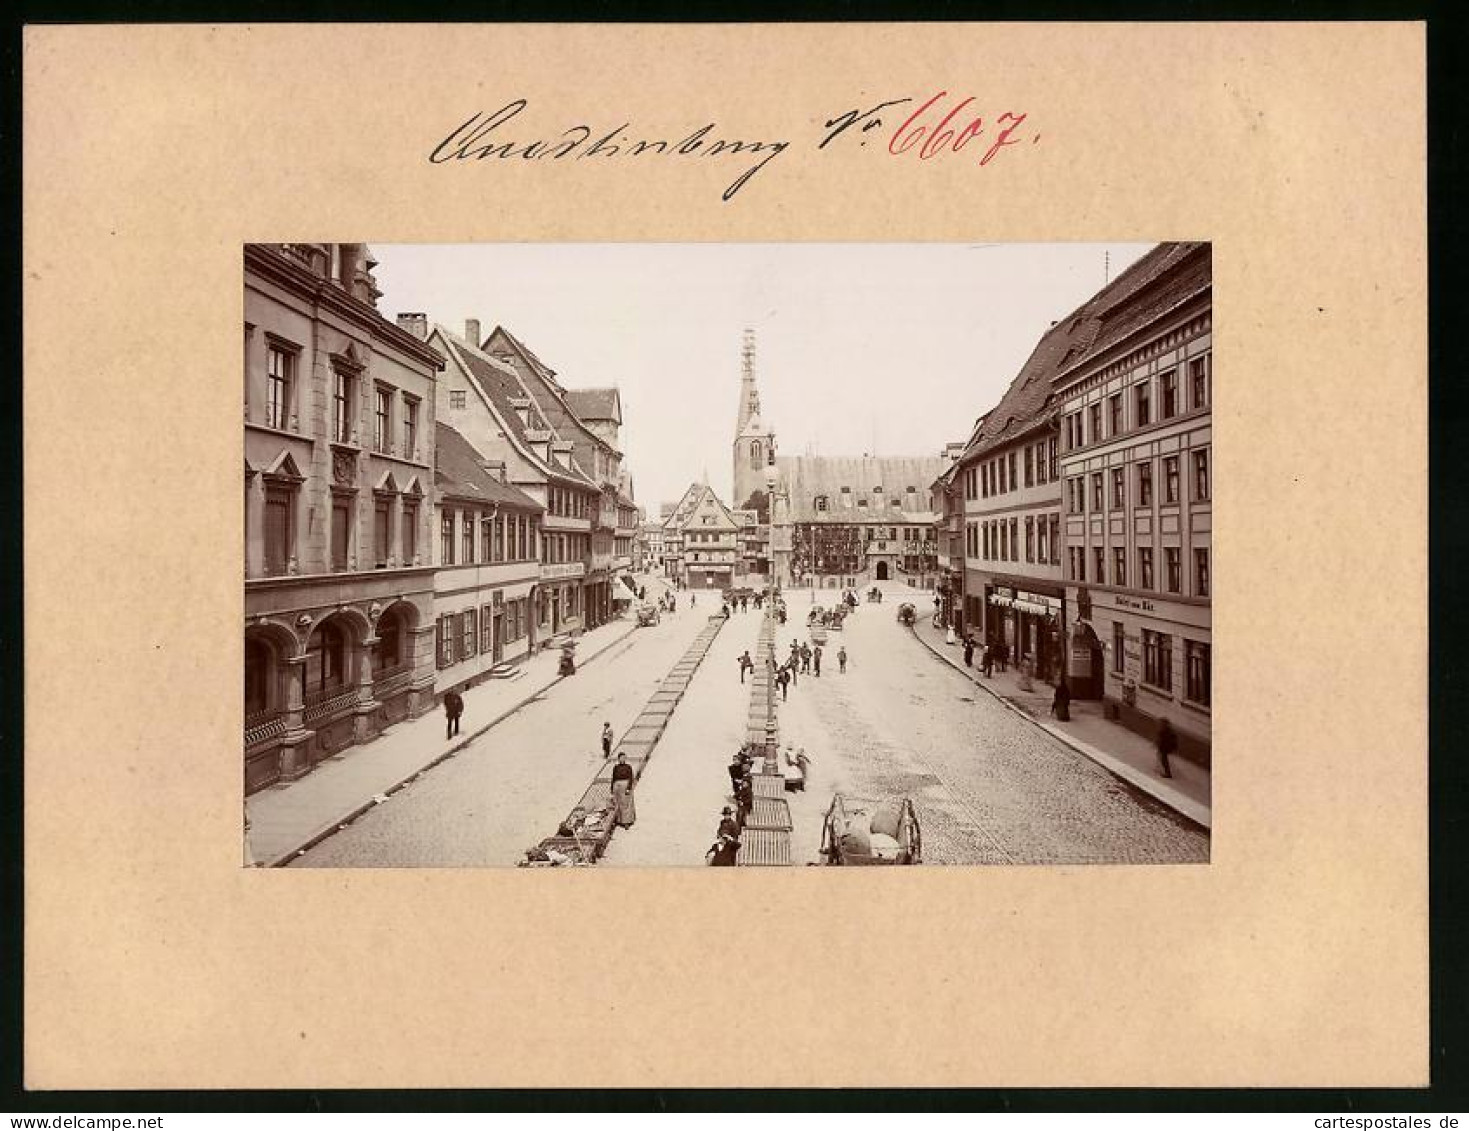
[1056,242,1212,766]
[244,244,445,793]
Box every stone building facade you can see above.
[244,243,445,793]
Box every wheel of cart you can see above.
[819,794,922,865]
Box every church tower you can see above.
[732,328,776,511]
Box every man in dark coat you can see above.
[1051,680,1071,722]
[963,636,975,667]
[777,666,790,701]
[718,806,740,839]
[813,645,823,677]
[706,833,741,866]
[981,643,994,678]
[443,689,464,739]
[1155,718,1178,778]
[738,650,754,683]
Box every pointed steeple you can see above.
[735,327,762,437]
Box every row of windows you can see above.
[1070,545,1210,598]
[1062,354,1210,453]
[436,597,533,669]
[1117,627,1210,707]
[262,344,422,459]
[965,437,1060,501]
[812,485,926,513]
[967,514,1062,567]
[547,486,593,519]
[1064,449,1210,514]
[439,507,538,567]
[258,479,422,577]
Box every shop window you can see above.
[1143,629,1173,691]
[1186,640,1211,706]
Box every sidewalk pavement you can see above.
[246,580,667,866]
[911,617,1211,829]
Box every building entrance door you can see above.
[493,614,503,662]
[876,561,890,581]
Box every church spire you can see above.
[735,327,761,437]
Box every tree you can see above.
[740,489,770,524]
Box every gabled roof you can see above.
[483,325,621,478]
[431,326,598,491]
[958,242,1208,464]
[564,387,622,425]
[434,422,545,510]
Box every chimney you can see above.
[465,318,481,346]
[396,312,428,340]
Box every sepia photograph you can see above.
[242,240,1213,869]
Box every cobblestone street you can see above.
[777,585,1209,864]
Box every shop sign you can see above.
[1114,593,1155,613]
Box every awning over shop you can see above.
[613,576,639,602]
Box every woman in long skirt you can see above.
[611,754,636,827]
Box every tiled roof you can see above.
[564,388,621,423]
[959,242,1208,464]
[434,422,544,510]
[778,455,945,524]
[485,325,619,479]
[435,328,598,490]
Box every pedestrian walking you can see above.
[443,688,464,738]
[800,643,812,673]
[963,635,975,667]
[813,645,823,677]
[737,650,754,683]
[706,832,741,866]
[1155,718,1178,779]
[996,641,1009,673]
[728,751,748,794]
[777,666,790,700]
[981,644,993,678]
[837,645,848,674]
[611,754,637,826]
[601,721,614,759]
[718,805,740,839]
[721,601,731,618]
[1051,680,1071,722]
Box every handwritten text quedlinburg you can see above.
[429,95,1037,202]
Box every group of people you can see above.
[960,634,1011,677]
[708,745,758,864]
[769,637,849,698]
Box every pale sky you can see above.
[372,242,1154,512]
